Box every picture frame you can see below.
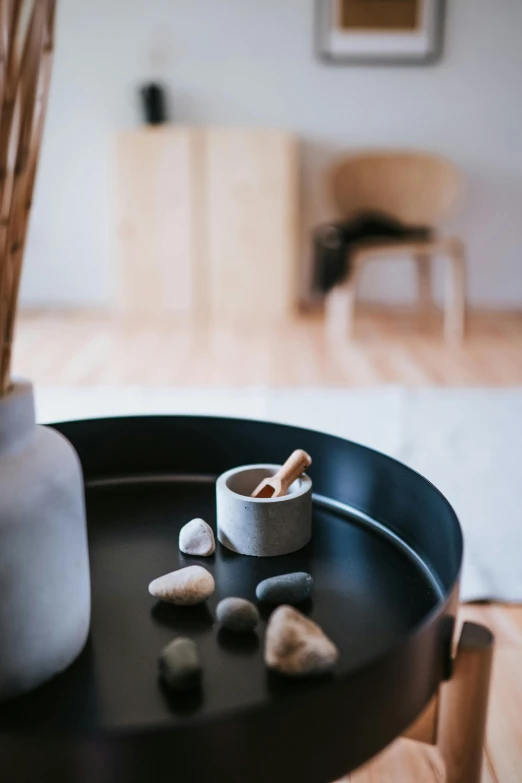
[315,0,446,66]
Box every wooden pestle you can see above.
[251,449,312,499]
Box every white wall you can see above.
[21,0,522,308]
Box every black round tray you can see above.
[0,416,462,783]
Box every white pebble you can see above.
[148,565,215,606]
[179,518,216,557]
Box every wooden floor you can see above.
[11,308,522,782]
[12,308,522,387]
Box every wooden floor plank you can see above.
[340,731,497,782]
[349,739,445,782]
[12,309,522,388]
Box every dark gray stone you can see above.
[159,637,201,690]
[216,597,259,633]
[255,572,313,605]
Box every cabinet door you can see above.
[205,129,298,322]
[116,127,197,319]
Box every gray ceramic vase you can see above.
[216,463,312,557]
[0,381,91,702]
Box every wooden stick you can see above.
[1,2,54,388]
[251,449,312,499]
[437,621,494,783]
[0,0,55,396]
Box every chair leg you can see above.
[415,252,434,314]
[443,240,467,344]
[437,622,494,783]
[325,273,357,341]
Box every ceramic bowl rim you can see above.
[217,463,312,504]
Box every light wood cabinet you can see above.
[116,127,197,319]
[116,126,298,323]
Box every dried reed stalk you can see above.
[0,0,56,396]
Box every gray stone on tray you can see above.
[264,605,339,677]
[255,571,313,605]
[216,597,260,633]
[159,637,202,690]
[179,518,216,557]
[148,565,215,605]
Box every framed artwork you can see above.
[315,0,446,65]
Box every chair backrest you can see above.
[329,151,461,227]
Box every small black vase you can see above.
[140,82,167,125]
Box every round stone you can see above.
[179,518,216,557]
[255,572,313,605]
[264,605,339,677]
[216,597,259,633]
[159,637,201,690]
[148,565,215,605]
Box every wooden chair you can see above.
[324,151,467,343]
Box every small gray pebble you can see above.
[256,572,313,605]
[216,597,259,633]
[159,637,202,690]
